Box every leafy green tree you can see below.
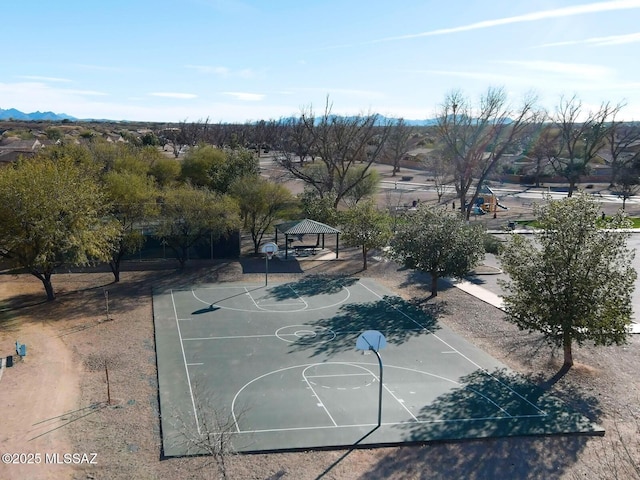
[0,155,120,300]
[45,126,64,142]
[180,144,226,187]
[298,188,339,226]
[231,177,297,254]
[103,170,159,281]
[499,194,636,369]
[39,142,94,168]
[391,205,485,296]
[149,156,181,187]
[181,144,258,193]
[342,166,380,207]
[340,201,392,270]
[141,131,160,146]
[156,185,240,268]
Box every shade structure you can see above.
[274,219,340,259]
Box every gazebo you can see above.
[274,219,341,259]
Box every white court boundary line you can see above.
[357,280,546,416]
[172,279,547,438]
[230,361,547,435]
[189,282,352,313]
[171,289,201,435]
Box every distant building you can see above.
[0,138,43,164]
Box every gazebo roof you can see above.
[275,218,340,235]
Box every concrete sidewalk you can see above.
[450,277,640,335]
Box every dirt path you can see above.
[0,284,81,480]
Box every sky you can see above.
[2,0,640,123]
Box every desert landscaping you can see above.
[1,228,639,479]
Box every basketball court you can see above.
[153,276,602,456]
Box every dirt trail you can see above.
[0,286,81,480]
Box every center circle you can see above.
[294,330,316,338]
[275,325,336,344]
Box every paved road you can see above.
[379,181,640,206]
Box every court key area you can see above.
[153,276,601,456]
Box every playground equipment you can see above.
[472,185,508,215]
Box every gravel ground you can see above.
[1,247,639,480]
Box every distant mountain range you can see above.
[0,107,439,125]
[0,108,77,121]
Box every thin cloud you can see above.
[536,32,640,47]
[186,65,230,75]
[221,92,264,101]
[64,89,108,96]
[185,65,255,78]
[149,92,197,99]
[499,60,614,79]
[295,87,385,99]
[18,75,72,83]
[373,0,640,43]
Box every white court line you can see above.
[171,290,201,435]
[357,281,431,331]
[183,334,276,341]
[357,280,547,416]
[306,372,373,378]
[287,284,309,309]
[302,365,338,426]
[190,282,352,313]
[243,286,262,310]
[245,286,308,312]
[183,331,337,342]
[229,361,547,434]
[351,364,419,422]
[187,362,204,366]
[231,412,548,435]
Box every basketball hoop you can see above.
[261,242,278,259]
[260,242,279,286]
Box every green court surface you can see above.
[153,276,602,456]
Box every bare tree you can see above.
[548,95,622,197]
[613,157,640,210]
[275,116,316,166]
[436,87,540,219]
[422,152,453,203]
[274,98,392,208]
[522,122,556,187]
[170,381,250,479]
[605,112,640,188]
[383,118,413,176]
[160,126,187,158]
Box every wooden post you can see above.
[105,361,112,406]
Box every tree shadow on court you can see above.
[288,296,445,357]
[268,275,359,300]
[363,367,602,479]
[402,368,601,441]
